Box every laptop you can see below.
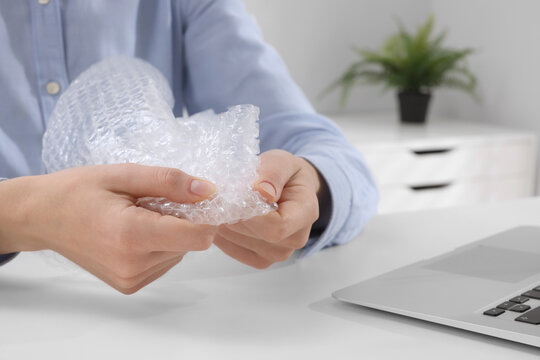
[332,226,540,347]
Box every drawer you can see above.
[359,139,536,186]
[377,177,534,214]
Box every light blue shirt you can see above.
[0,0,378,260]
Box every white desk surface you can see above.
[3,198,540,359]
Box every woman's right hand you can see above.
[0,164,217,294]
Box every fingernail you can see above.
[190,179,217,197]
[258,181,277,199]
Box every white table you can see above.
[3,198,540,359]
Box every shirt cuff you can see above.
[0,178,19,266]
[0,252,18,266]
[296,152,378,258]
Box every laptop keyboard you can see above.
[483,285,540,324]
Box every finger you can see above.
[121,256,184,295]
[254,150,300,203]
[101,248,187,281]
[221,224,311,251]
[218,226,296,263]
[219,221,255,239]
[67,250,182,294]
[101,163,217,203]
[221,223,310,251]
[214,235,272,270]
[104,255,184,294]
[129,250,187,277]
[237,188,318,243]
[115,253,183,290]
[119,206,217,252]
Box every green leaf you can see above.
[321,15,477,107]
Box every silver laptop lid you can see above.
[333,226,540,347]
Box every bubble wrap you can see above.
[42,56,275,225]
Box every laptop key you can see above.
[510,304,531,313]
[515,306,540,324]
[509,296,529,304]
[483,308,505,317]
[497,301,516,310]
[522,290,540,300]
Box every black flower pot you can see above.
[397,91,432,124]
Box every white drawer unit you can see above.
[329,113,537,214]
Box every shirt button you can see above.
[38,0,50,5]
[46,81,61,95]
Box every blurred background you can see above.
[244,0,539,125]
[244,0,540,213]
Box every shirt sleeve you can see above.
[0,178,19,265]
[180,0,379,257]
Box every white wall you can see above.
[243,0,429,115]
[244,0,539,124]
[428,0,540,190]
[429,0,540,126]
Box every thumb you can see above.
[253,151,298,203]
[103,163,217,203]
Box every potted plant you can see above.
[325,15,477,124]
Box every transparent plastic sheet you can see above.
[40,57,276,271]
[42,56,275,225]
